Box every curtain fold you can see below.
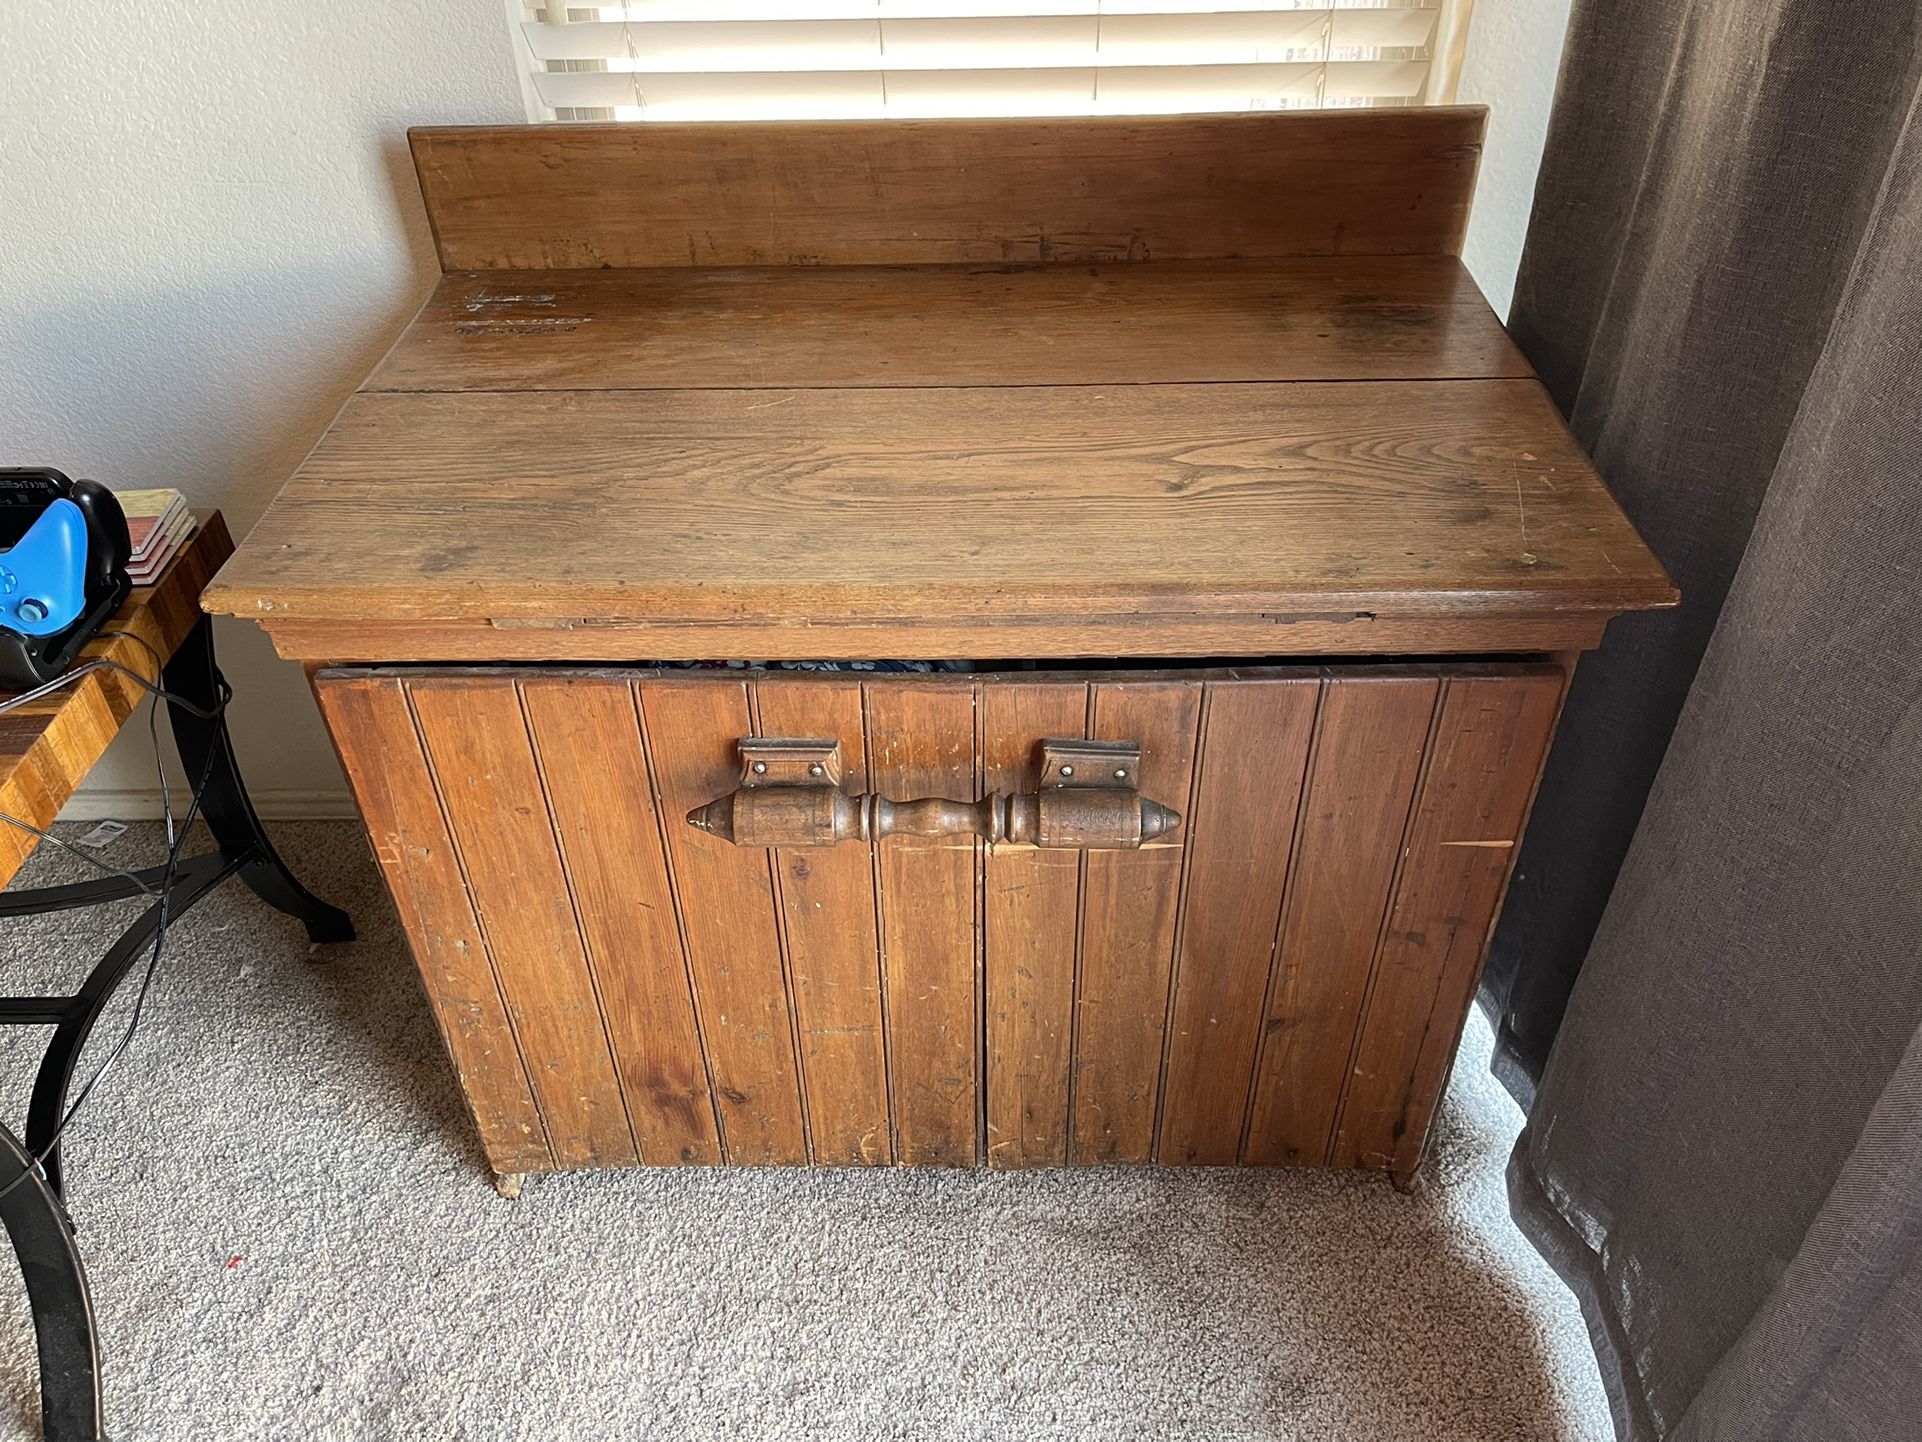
[1501,2,1922,1434]
[1477,0,1922,1103]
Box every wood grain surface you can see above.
[410,110,1487,271]
[212,109,1673,659]
[980,681,1089,1168]
[368,257,1528,393]
[408,680,640,1170]
[1073,680,1201,1163]
[206,381,1674,635]
[1241,675,1438,1166]
[316,663,1561,1179]
[522,677,722,1165]
[316,674,553,1177]
[1156,676,1319,1165]
[1329,671,1563,1181]
[753,677,892,1165]
[639,679,811,1164]
[866,682,980,1166]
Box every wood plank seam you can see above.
[411,681,638,1167]
[972,682,987,1168]
[980,679,1090,1168]
[1064,683,1095,1165]
[401,683,559,1169]
[628,681,730,1162]
[515,681,646,1164]
[866,679,979,1165]
[1384,666,1571,1180]
[1328,675,1561,1177]
[1237,676,1330,1163]
[752,678,890,1164]
[365,256,1534,397]
[1074,679,1204,1162]
[1237,674,1441,1167]
[1149,681,1215,1162]
[360,378,1548,396]
[1321,677,1450,1167]
[748,680,819,1165]
[207,379,1679,638]
[859,683,900,1164]
[317,678,552,1174]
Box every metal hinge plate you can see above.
[1037,739,1144,791]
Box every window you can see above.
[508,1,1478,124]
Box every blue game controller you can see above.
[0,497,89,638]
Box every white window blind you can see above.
[510,1,1478,124]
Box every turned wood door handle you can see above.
[686,737,1181,850]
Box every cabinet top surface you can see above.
[206,114,1674,654]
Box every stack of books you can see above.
[116,488,194,584]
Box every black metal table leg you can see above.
[18,854,239,1201]
[160,616,354,945]
[0,612,358,1439]
[0,1127,103,1441]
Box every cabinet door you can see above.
[316,664,1559,1179]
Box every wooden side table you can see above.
[0,512,353,1441]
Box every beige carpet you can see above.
[0,822,1608,1441]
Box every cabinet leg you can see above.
[162,617,355,945]
[492,1172,525,1200]
[1390,1165,1422,1195]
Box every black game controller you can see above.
[0,468,133,691]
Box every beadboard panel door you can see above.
[316,664,1560,1183]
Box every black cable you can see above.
[0,814,166,893]
[0,648,230,1203]
[23,733,221,1185]
[91,631,164,669]
[98,631,179,846]
[0,655,227,722]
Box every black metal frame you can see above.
[0,615,353,1439]
[0,1125,100,1441]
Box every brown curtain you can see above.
[1494,0,1922,1437]
[1480,0,1922,1102]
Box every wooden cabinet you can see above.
[208,109,1673,1189]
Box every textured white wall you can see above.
[1457,0,1578,317]
[0,0,523,817]
[2,1,1571,818]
